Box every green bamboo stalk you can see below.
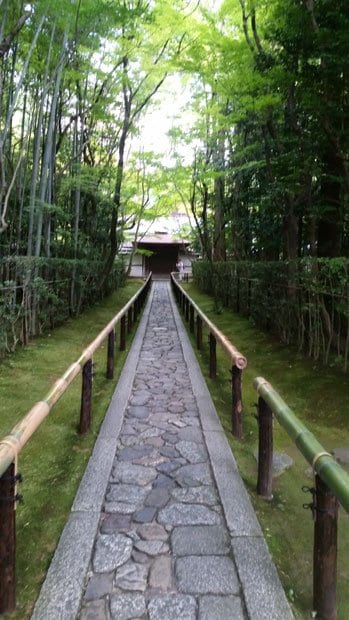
[254,376,349,513]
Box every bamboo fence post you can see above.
[231,365,243,439]
[313,475,338,620]
[256,396,273,498]
[196,315,203,350]
[209,333,217,378]
[79,359,92,434]
[127,307,133,333]
[120,315,126,351]
[189,305,195,333]
[0,463,16,614]
[106,329,115,379]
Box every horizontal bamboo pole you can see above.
[254,376,349,513]
[171,273,247,370]
[0,274,152,478]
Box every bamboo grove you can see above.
[1,0,349,366]
[0,0,184,354]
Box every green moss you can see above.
[182,282,349,620]
[0,280,143,619]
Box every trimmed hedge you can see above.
[0,256,126,355]
[193,259,349,371]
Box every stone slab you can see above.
[231,536,294,619]
[158,503,220,526]
[110,593,146,619]
[148,594,197,620]
[93,533,133,572]
[171,525,229,556]
[176,556,240,595]
[31,511,100,620]
[198,595,245,620]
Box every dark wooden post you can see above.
[256,396,273,498]
[231,365,243,439]
[189,305,195,333]
[120,315,126,351]
[196,315,203,350]
[127,307,133,333]
[185,298,190,323]
[0,463,16,614]
[79,359,92,434]
[209,333,217,379]
[236,276,240,313]
[313,475,338,620]
[133,300,138,322]
[106,329,115,379]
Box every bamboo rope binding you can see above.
[312,451,333,472]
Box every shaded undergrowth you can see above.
[181,282,349,620]
[0,279,143,619]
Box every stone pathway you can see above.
[32,281,293,620]
[79,283,245,620]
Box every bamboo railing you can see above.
[172,273,348,620]
[171,273,247,438]
[0,272,152,613]
[253,377,349,620]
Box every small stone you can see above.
[160,446,179,458]
[198,595,245,620]
[175,464,213,486]
[253,449,294,477]
[176,441,207,464]
[118,445,154,462]
[176,556,239,595]
[170,420,187,428]
[110,594,146,620]
[132,549,150,564]
[106,483,149,505]
[130,391,151,406]
[80,600,106,620]
[115,561,148,592]
[127,405,150,419]
[133,507,157,523]
[171,487,218,506]
[134,540,169,556]
[146,437,164,448]
[93,533,132,572]
[104,502,139,514]
[137,523,168,541]
[145,488,170,508]
[158,504,220,527]
[133,454,167,467]
[333,447,349,465]
[84,573,113,600]
[153,474,177,490]
[112,463,157,486]
[156,462,180,474]
[149,556,173,590]
[100,513,131,534]
[148,594,196,620]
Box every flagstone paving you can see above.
[32,281,293,620]
[78,283,245,619]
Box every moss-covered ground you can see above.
[0,279,143,619]
[181,282,349,620]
